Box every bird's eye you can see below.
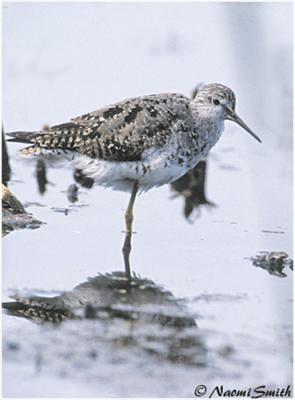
[213,99,220,106]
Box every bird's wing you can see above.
[31,93,193,161]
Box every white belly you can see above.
[72,150,196,192]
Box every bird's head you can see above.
[193,83,261,143]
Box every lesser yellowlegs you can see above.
[8,83,261,279]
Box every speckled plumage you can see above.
[8,83,259,192]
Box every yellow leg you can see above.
[122,182,138,281]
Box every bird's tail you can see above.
[6,131,37,144]
[2,300,72,323]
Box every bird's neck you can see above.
[190,104,225,152]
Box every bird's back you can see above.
[8,93,193,163]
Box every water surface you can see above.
[2,2,292,397]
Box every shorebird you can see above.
[7,83,261,280]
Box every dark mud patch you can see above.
[2,184,44,236]
[250,251,293,277]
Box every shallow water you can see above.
[2,2,293,397]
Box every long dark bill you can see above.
[227,112,262,143]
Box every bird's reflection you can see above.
[35,158,48,195]
[67,183,79,203]
[3,271,196,327]
[3,271,206,366]
[2,129,11,186]
[74,168,94,189]
[170,161,215,221]
[34,125,52,195]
